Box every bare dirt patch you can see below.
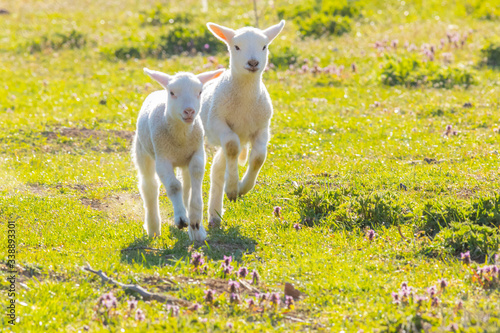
[203,240,256,255]
[42,127,134,142]
[0,264,66,284]
[39,127,134,153]
[80,192,142,219]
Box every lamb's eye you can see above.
[235,45,240,51]
[198,91,202,96]
[263,45,267,50]
[170,91,175,96]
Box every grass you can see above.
[1,0,500,331]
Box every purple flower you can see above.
[228,280,239,293]
[494,254,499,264]
[273,206,282,218]
[391,39,398,49]
[246,298,255,307]
[270,292,280,306]
[127,298,138,311]
[461,251,471,265]
[252,270,260,285]
[238,267,249,278]
[431,297,440,307]
[257,292,269,303]
[400,288,410,299]
[366,229,375,241]
[222,263,233,276]
[224,255,232,266]
[166,305,180,317]
[491,265,499,275]
[191,252,205,268]
[191,303,201,311]
[204,44,209,50]
[230,293,240,304]
[391,292,399,303]
[207,56,216,63]
[101,292,117,309]
[439,278,448,290]
[427,286,437,298]
[351,63,357,73]
[227,322,233,329]
[204,289,216,303]
[293,223,302,231]
[401,282,408,289]
[415,295,426,306]
[456,300,463,310]
[135,309,145,321]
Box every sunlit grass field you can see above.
[1,0,500,331]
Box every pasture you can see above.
[1,0,500,331]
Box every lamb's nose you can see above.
[183,108,195,117]
[247,59,259,68]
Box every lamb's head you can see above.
[144,68,224,123]
[207,20,285,76]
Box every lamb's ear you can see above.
[263,20,285,43]
[144,68,170,89]
[207,23,235,43]
[197,68,225,85]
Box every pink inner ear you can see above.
[212,71,223,79]
[209,25,228,42]
[198,69,224,84]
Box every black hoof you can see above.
[177,217,188,229]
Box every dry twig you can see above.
[82,263,191,307]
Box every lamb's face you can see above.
[166,74,203,124]
[230,29,268,75]
[207,21,285,77]
[143,68,224,124]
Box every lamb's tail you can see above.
[238,145,248,166]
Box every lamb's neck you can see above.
[228,70,263,91]
[164,109,192,142]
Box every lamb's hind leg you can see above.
[239,129,269,196]
[208,148,225,227]
[134,140,161,237]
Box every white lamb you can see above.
[133,67,224,241]
[200,20,285,226]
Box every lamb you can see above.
[200,20,285,226]
[132,67,224,241]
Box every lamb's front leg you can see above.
[208,148,225,227]
[187,146,207,241]
[221,131,240,201]
[239,128,269,196]
[155,158,189,229]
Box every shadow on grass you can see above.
[120,224,256,268]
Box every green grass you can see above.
[1,0,500,331]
